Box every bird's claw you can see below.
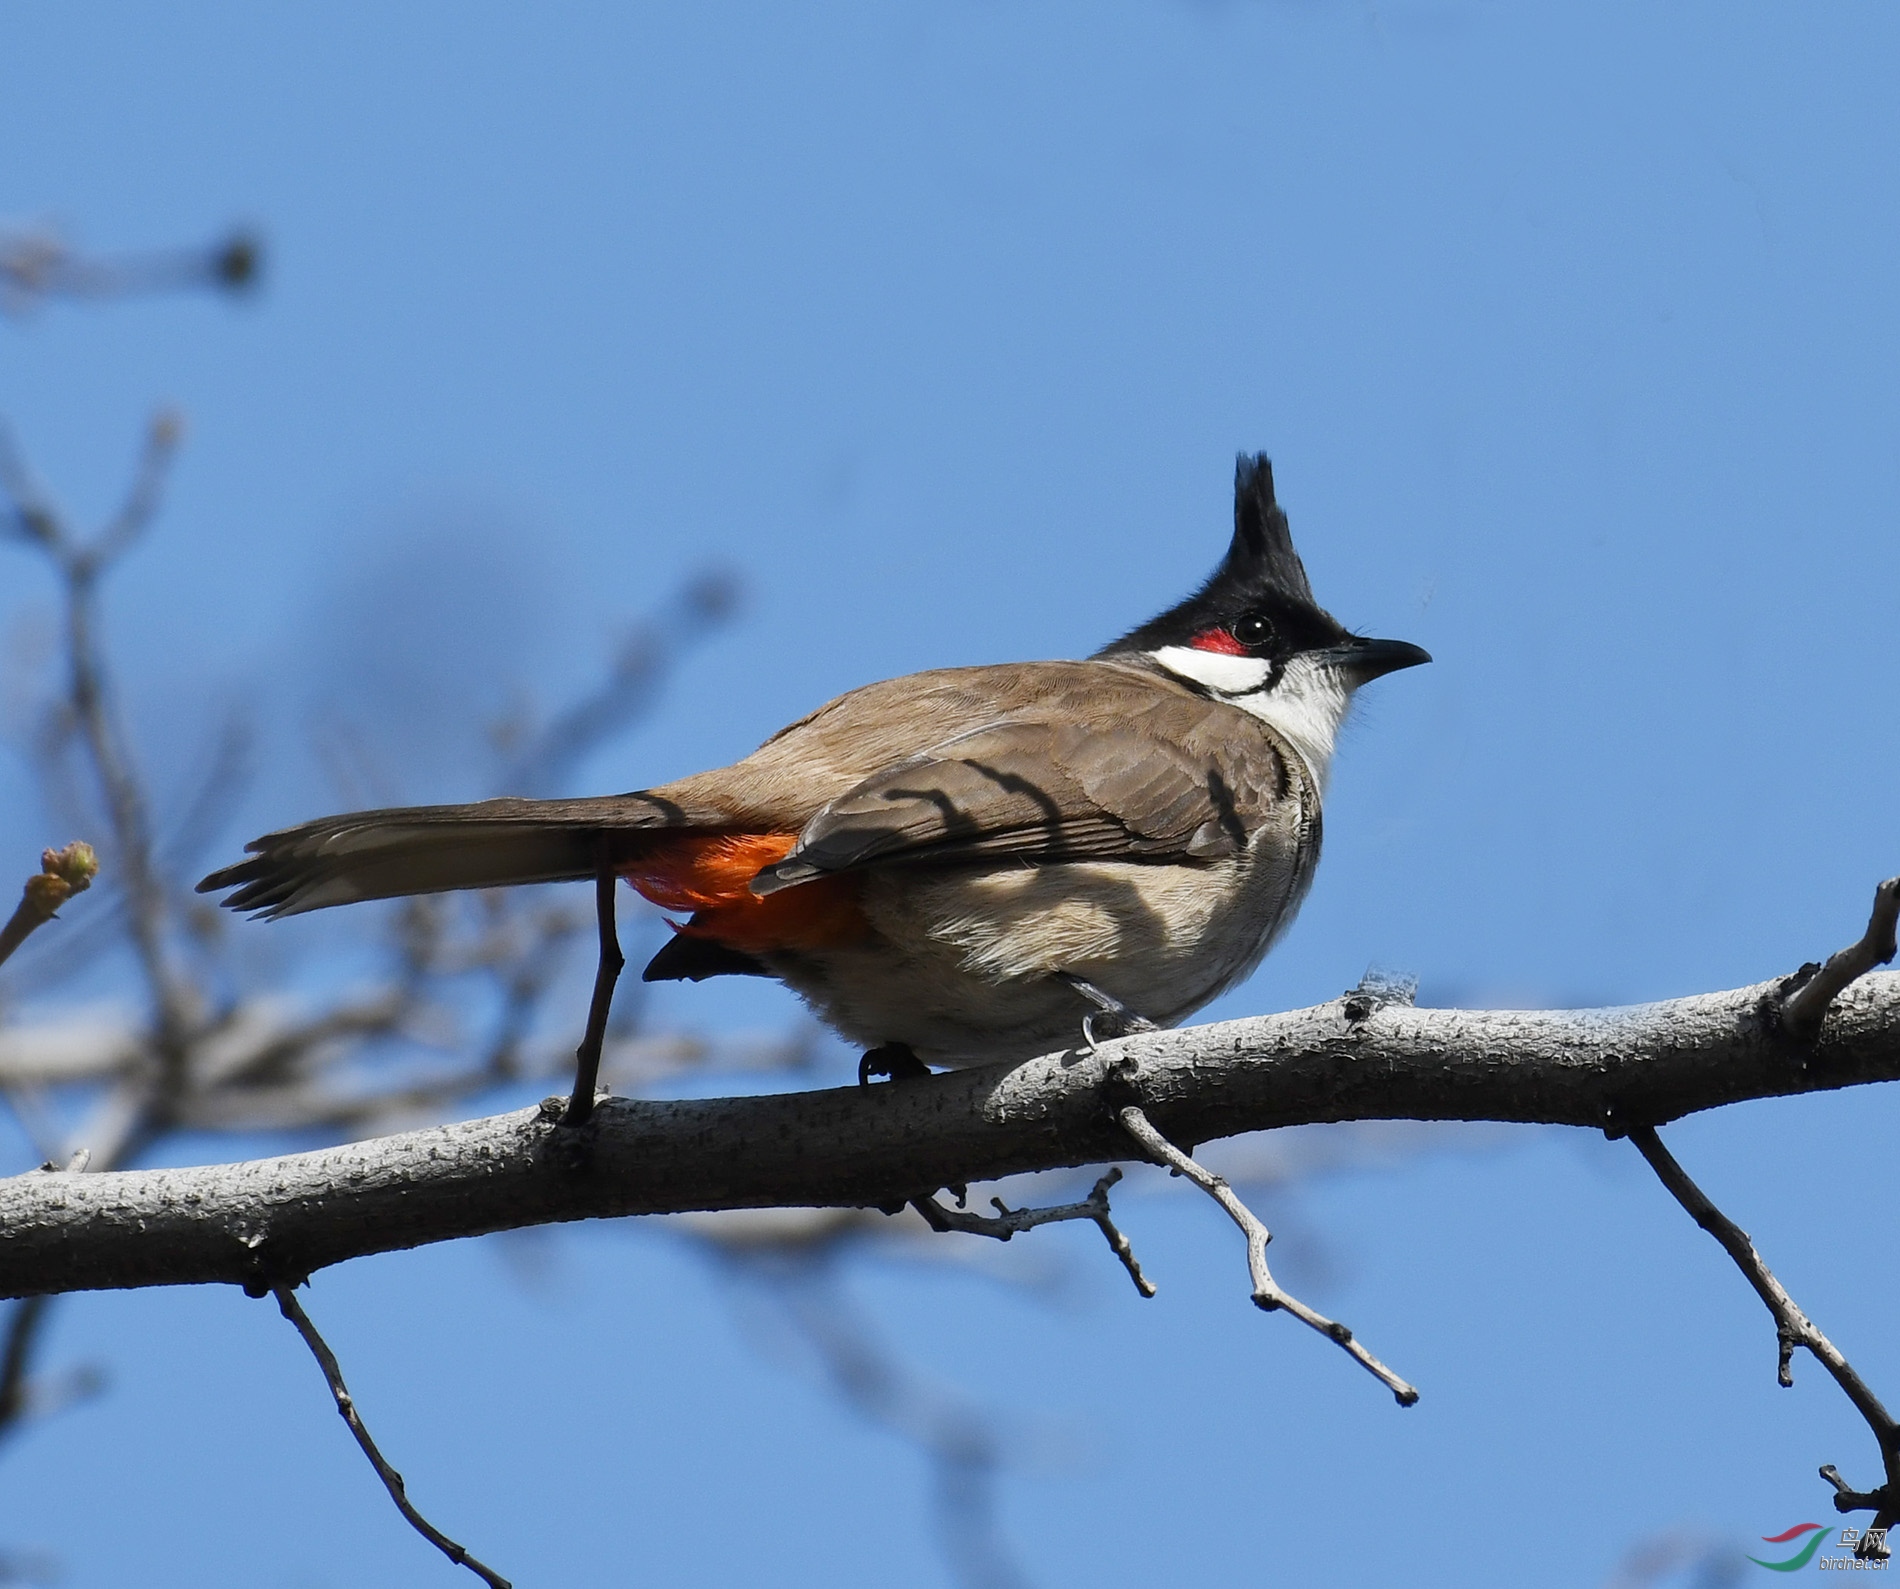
[1062,974,1158,1051]
[858,1043,932,1087]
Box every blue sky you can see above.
[3,3,1898,1585]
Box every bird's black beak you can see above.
[1326,636,1432,686]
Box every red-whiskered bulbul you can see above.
[200,455,1428,1082]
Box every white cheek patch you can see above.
[1151,646,1354,786]
[1149,646,1272,696]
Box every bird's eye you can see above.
[1232,614,1277,649]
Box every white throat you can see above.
[1149,646,1353,787]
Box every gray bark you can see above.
[3,969,1896,1301]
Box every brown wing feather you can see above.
[753,695,1290,892]
[650,660,1225,818]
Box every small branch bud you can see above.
[0,842,100,969]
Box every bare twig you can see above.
[1782,878,1900,1040]
[0,845,96,970]
[1614,876,1900,1561]
[1628,1124,1897,1558]
[0,1544,58,1587]
[0,1297,54,1444]
[0,427,57,547]
[911,1168,1155,1298]
[717,1254,1031,1589]
[494,570,739,798]
[1116,1104,1419,1406]
[55,421,189,1025]
[158,708,254,877]
[270,1286,512,1589]
[84,410,184,575]
[0,1292,103,1452]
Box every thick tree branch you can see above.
[3,967,1898,1301]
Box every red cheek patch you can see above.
[1189,627,1248,655]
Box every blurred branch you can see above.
[0,230,1010,1589]
[0,224,259,315]
[1603,1527,1742,1589]
[0,421,766,1149]
[0,1546,58,1588]
[0,1296,54,1446]
[713,1249,1032,1589]
[494,569,739,798]
[2,410,196,1062]
[0,417,780,1563]
[0,1292,101,1455]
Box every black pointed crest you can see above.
[1095,452,1341,658]
[1228,454,1315,605]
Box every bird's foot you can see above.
[859,1042,933,1087]
[1059,974,1159,1050]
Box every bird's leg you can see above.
[858,1042,932,1087]
[1059,973,1159,1048]
[561,861,624,1127]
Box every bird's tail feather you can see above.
[196,792,709,918]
